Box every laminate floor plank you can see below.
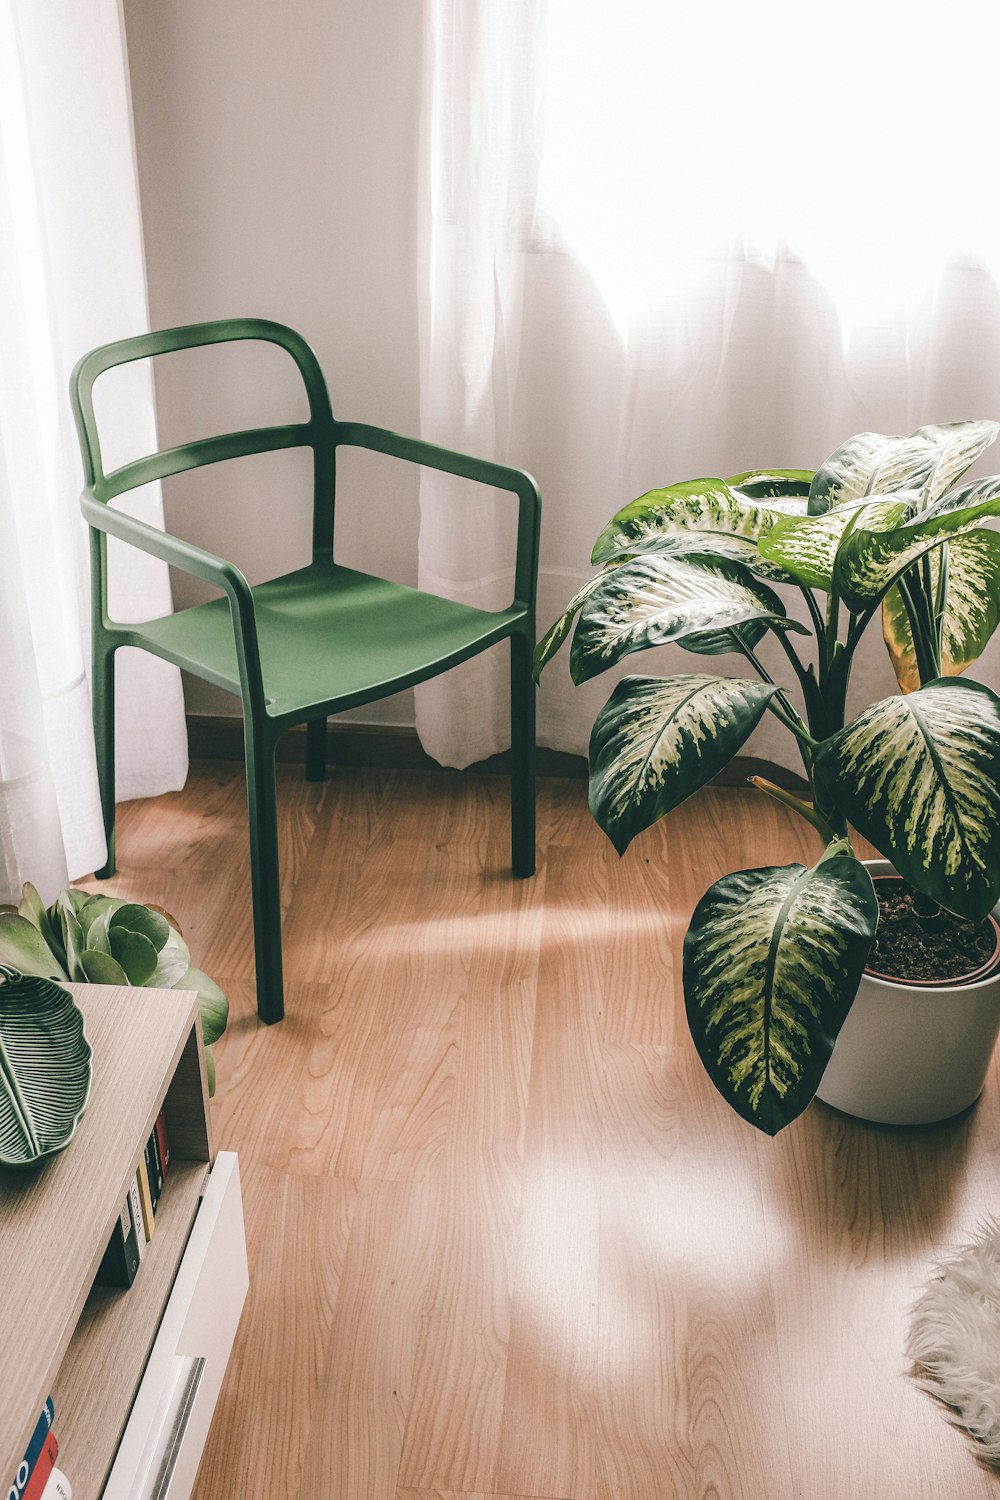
[303,1179,441,1500]
[396,1492,575,1500]
[760,1090,1000,1499]
[495,845,611,1500]
[191,1161,357,1500]
[399,860,544,1493]
[595,1044,794,1500]
[99,763,1000,1500]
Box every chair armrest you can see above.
[83,492,249,597]
[334,422,541,612]
[81,492,267,708]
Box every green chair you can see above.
[70,318,540,1025]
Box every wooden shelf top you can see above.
[0,984,206,1487]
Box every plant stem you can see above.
[844,603,878,658]
[765,697,816,751]
[897,571,941,683]
[748,775,839,845]
[773,627,814,700]
[731,630,815,773]
[800,586,827,650]
[935,543,949,661]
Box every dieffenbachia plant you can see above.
[0,885,228,1094]
[534,421,1000,1135]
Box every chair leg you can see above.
[306,716,327,781]
[509,631,536,878]
[93,644,117,879]
[246,728,285,1024]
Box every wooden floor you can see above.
[102,762,1000,1500]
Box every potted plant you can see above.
[0,884,228,1094]
[534,421,1000,1134]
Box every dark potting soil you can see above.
[867,878,1000,984]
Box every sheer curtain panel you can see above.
[416,0,1000,770]
[0,0,188,903]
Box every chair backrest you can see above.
[69,318,338,560]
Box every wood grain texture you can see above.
[0,986,207,1492]
[57,1161,207,1500]
[92,764,1000,1500]
[193,1162,357,1500]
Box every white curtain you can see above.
[416,0,1000,770]
[0,0,188,903]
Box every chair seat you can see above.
[136,561,518,722]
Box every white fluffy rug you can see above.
[908,1218,1000,1463]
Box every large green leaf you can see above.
[814,678,1000,919]
[17,883,61,958]
[0,915,68,981]
[591,476,807,569]
[569,552,808,684]
[109,903,170,953]
[588,674,777,854]
[179,966,230,1046]
[109,927,159,986]
[759,497,914,590]
[834,483,1000,610]
[727,468,814,504]
[532,565,624,682]
[683,854,878,1135]
[80,951,129,985]
[149,938,193,990]
[809,421,999,516]
[882,531,1000,692]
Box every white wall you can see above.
[122,0,425,722]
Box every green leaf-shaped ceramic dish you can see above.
[0,966,93,1167]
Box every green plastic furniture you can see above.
[69,318,541,1025]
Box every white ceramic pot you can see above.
[815,860,1000,1125]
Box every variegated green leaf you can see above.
[882,531,1000,692]
[759,497,914,590]
[594,526,794,582]
[532,566,623,682]
[591,477,806,568]
[727,468,814,505]
[809,421,1000,516]
[569,553,809,685]
[835,484,1000,609]
[683,855,877,1135]
[917,473,1000,523]
[814,678,1000,919]
[588,675,776,854]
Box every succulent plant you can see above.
[0,884,228,1094]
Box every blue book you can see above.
[7,1398,54,1500]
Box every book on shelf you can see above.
[155,1108,170,1175]
[145,1123,164,1206]
[128,1174,146,1257]
[94,1189,142,1288]
[7,1399,53,1500]
[20,1433,56,1500]
[90,1109,174,1292]
[136,1155,156,1242]
[38,1472,70,1500]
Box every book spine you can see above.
[94,1192,141,1288]
[155,1109,170,1175]
[7,1399,54,1500]
[136,1156,155,1242]
[38,1472,71,1500]
[145,1129,163,1208]
[20,1435,56,1500]
[128,1174,146,1257]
